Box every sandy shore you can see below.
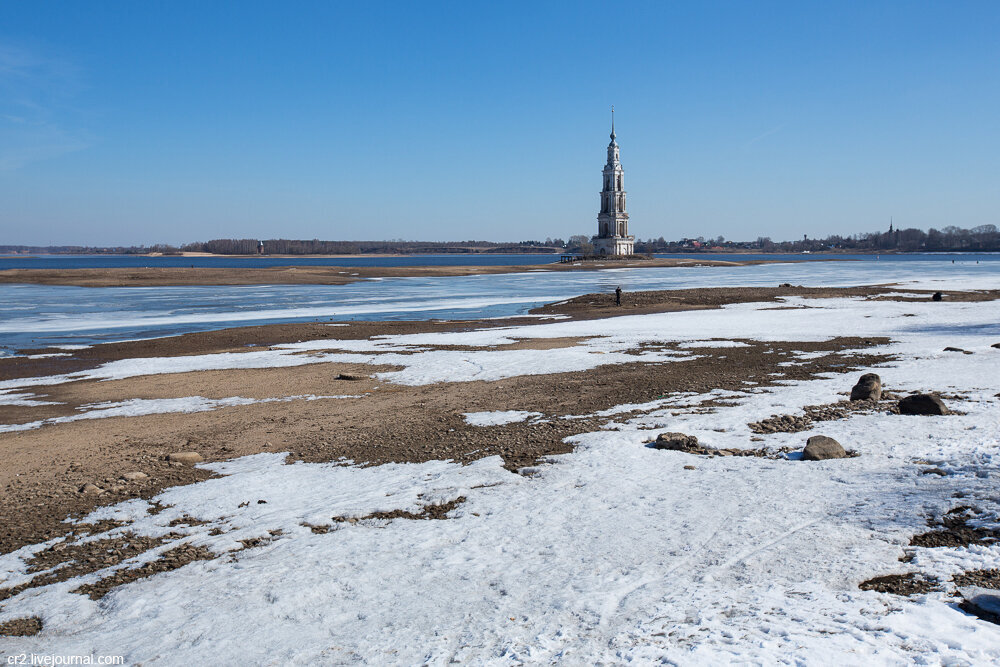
[2,281,1000,658]
[0,331,888,556]
[142,252,410,258]
[1,284,994,556]
[0,257,780,287]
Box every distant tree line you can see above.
[2,224,997,256]
[176,239,561,255]
[0,244,168,255]
[632,224,1000,254]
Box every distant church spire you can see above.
[610,105,615,140]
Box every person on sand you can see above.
[615,285,622,306]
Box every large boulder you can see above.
[802,435,848,461]
[850,373,882,401]
[652,432,701,453]
[899,394,949,416]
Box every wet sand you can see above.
[0,257,779,287]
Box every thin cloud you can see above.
[0,123,93,171]
[742,124,785,151]
[0,43,93,171]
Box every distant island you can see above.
[3,223,997,256]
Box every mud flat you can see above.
[0,256,780,287]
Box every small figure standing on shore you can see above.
[615,285,622,306]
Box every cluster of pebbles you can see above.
[749,373,951,436]
[654,372,955,463]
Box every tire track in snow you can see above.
[715,519,821,572]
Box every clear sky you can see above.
[1,1,998,246]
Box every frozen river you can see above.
[2,257,998,353]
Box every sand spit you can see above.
[0,257,778,287]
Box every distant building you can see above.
[593,108,634,256]
[258,240,264,255]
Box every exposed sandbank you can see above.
[0,282,997,597]
[0,257,785,287]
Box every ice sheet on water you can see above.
[3,258,999,351]
[2,296,999,393]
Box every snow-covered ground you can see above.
[2,289,1000,663]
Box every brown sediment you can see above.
[748,397,902,434]
[72,543,216,600]
[531,286,1000,320]
[0,326,891,557]
[954,569,1000,589]
[0,616,42,636]
[331,496,467,524]
[910,507,1000,548]
[859,573,939,596]
[0,257,770,288]
[0,532,177,603]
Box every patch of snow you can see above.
[676,340,752,349]
[463,410,542,426]
[0,394,360,433]
[0,390,60,407]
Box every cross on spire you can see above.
[610,105,615,140]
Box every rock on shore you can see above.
[899,394,949,415]
[802,435,848,461]
[850,373,882,401]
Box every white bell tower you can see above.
[593,107,634,256]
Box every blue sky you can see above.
[1,1,998,246]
